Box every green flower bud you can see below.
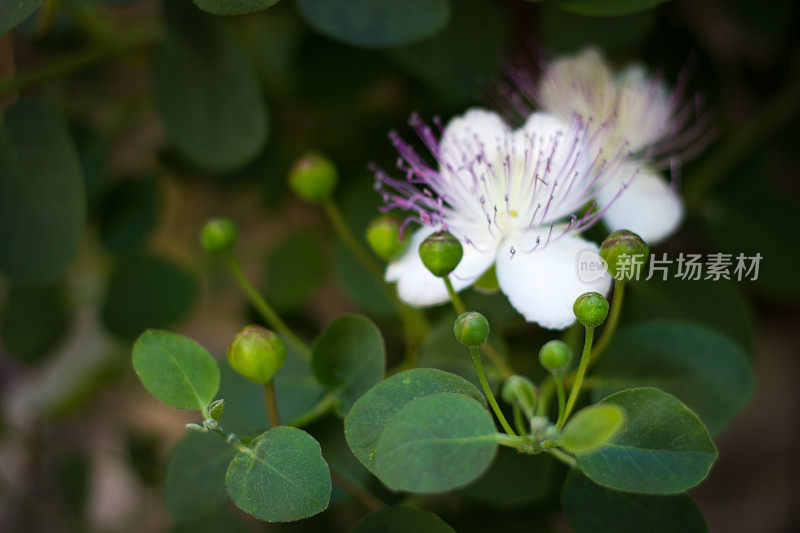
[419,231,463,277]
[573,292,610,328]
[599,229,649,280]
[200,218,237,256]
[226,326,286,384]
[538,340,572,374]
[365,216,410,261]
[501,375,538,411]
[288,151,338,203]
[453,311,490,347]
[208,399,225,421]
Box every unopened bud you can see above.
[599,230,649,280]
[419,231,463,278]
[538,340,572,375]
[501,375,537,411]
[453,311,490,347]
[288,152,338,203]
[573,292,609,328]
[366,216,410,261]
[227,326,286,384]
[200,218,237,256]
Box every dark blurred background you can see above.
[1,0,799,531]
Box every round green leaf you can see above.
[355,507,455,532]
[99,178,160,255]
[225,426,331,522]
[132,329,220,410]
[374,392,497,493]
[553,0,667,17]
[459,447,555,507]
[625,279,753,354]
[562,470,707,533]
[154,1,268,172]
[592,320,754,434]
[1,283,69,363]
[0,0,44,34]
[345,368,485,473]
[0,99,85,283]
[295,0,451,48]
[191,0,280,15]
[561,404,625,453]
[263,229,326,313]
[311,314,385,416]
[102,254,199,339]
[576,388,717,494]
[164,432,236,520]
[389,0,509,106]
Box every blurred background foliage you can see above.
[0,0,799,531]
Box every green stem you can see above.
[263,381,281,427]
[495,433,528,449]
[443,276,467,314]
[513,404,528,437]
[554,376,566,429]
[559,327,594,429]
[226,256,311,359]
[470,347,516,436]
[591,281,624,364]
[322,198,427,364]
[286,393,338,427]
[0,27,161,97]
[548,447,577,468]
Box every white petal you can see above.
[539,47,616,124]
[439,108,511,170]
[597,164,684,244]
[385,226,499,308]
[495,233,611,329]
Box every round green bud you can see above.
[419,231,463,277]
[453,311,490,347]
[573,292,610,328]
[538,340,572,374]
[365,216,410,261]
[226,326,286,384]
[288,151,338,203]
[501,375,538,410]
[600,229,649,280]
[200,218,237,256]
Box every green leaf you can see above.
[0,0,44,34]
[592,320,754,434]
[0,99,85,283]
[576,388,717,494]
[132,329,220,410]
[373,392,497,492]
[102,253,199,339]
[355,507,455,532]
[561,405,625,453]
[225,426,331,521]
[625,279,753,354]
[99,178,160,255]
[295,0,451,48]
[459,447,556,507]
[311,314,385,416]
[553,0,668,17]
[0,283,69,363]
[562,470,707,532]
[191,0,280,15]
[154,0,268,172]
[540,4,655,54]
[264,229,326,313]
[389,0,509,106]
[164,432,235,520]
[345,368,485,472]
